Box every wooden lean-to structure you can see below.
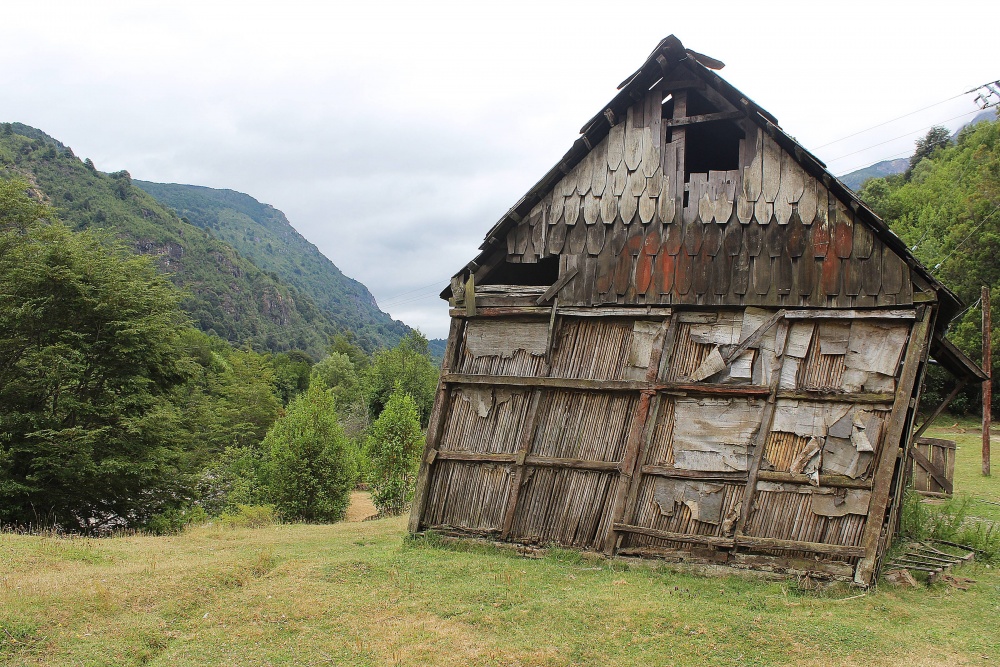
[408,35,986,586]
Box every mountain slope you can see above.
[0,123,335,357]
[839,158,909,191]
[134,182,409,352]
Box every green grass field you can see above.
[3,434,1000,667]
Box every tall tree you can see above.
[906,125,952,179]
[363,331,439,426]
[0,178,190,530]
[264,383,358,522]
[365,390,424,515]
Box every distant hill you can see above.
[840,109,999,191]
[134,182,410,352]
[427,338,447,366]
[0,123,395,357]
[953,108,998,140]
[839,158,909,191]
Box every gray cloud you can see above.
[5,1,996,338]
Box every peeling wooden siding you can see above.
[415,303,927,586]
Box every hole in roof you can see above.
[482,255,559,287]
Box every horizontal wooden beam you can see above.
[613,524,735,548]
[450,306,550,318]
[656,79,705,92]
[557,306,673,318]
[526,455,620,472]
[442,373,772,397]
[782,308,915,320]
[434,451,514,464]
[734,535,866,558]
[663,111,744,127]
[776,390,895,405]
[615,525,866,558]
[433,449,620,472]
[450,305,673,318]
[640,465,748,482]
[756,471,872,489]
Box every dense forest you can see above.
[134,181,410,353]
[0,123,409,356]
[859,118,1000,412]
[0,176,439,532]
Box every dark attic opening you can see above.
[674,89,742,189]
[483,254,559,286]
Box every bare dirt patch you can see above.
[345,491,377,522]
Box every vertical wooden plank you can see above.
[500,388,545,539]
[854,308,932,585]
[732,341,785,540]
[673,91,688,221]
[604,319,671,553]
[409,317,464,533]
[985,286,993,477]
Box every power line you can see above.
[813,92,968,150]
[814,79,999,150]
[377,276,452,306]
[823,107,984,165]
[932,203,1000,273]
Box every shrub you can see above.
[264,384,358,522]
[219,504,279,529]
[144,505,209,535]
[366,390,424,515]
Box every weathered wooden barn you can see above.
[408,35,986,586]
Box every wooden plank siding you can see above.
[413,306,922,585]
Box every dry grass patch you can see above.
[2,448,999,666]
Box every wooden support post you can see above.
[500,389,544,539]
[408,317,464,534]
[912,380,966,440]
[500,315,555,540]
[672,90,687,216]
[731,321,788,544]
[612,313,678,549]
[984,285,992,477]
[854,308,932,585]
[892,305,938,532]
[603,319,672,554]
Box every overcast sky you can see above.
[4,1,997,338]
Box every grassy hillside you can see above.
[3,428,997,667]
[135,181,410,352]
[0,123,334,357]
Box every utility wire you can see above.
[815,79,999,150]
[824,107,984,165]
[932,203,1000,273]
[377,276,452,306]
[814,91,968,149]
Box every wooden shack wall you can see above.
[411,303,933,585]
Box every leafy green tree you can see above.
[906,125,951,179]
[264,383,358,522]
[365,390,424,515]
[0,178,190,530]
[271,349,314,405]
[311,352,359,403]
[860,119,1000,413]
[363,331,439,426]
[330,332,370,372]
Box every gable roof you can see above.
[448,34,964,327]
